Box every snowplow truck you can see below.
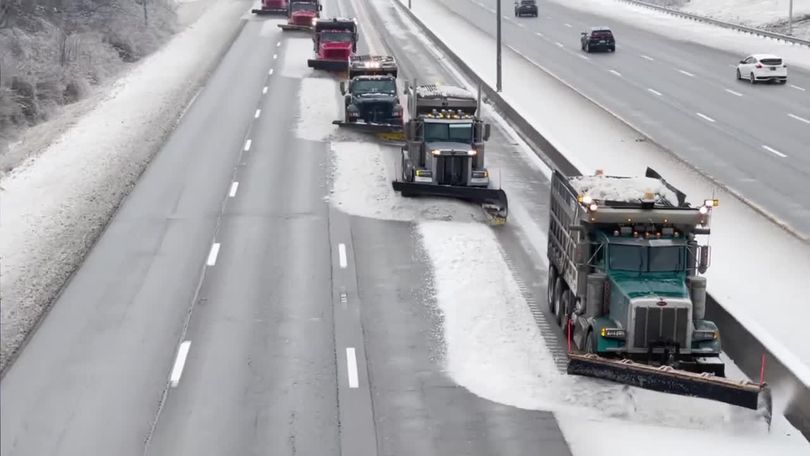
[307,18,357,72]
[392,83,508,223]
[252,0,288,15]
[549,168,771,418]
[279,0,322,31]
[334,55,402,134]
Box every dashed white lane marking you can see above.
[486,7,495,13]
[269,68,274,75]
[254,109,261,119]
[502,15,509,19]
[243,139,252,151]
[169,341,191,388]
[535,31,544,37]
[725,88,743,97]
[338,243,347,268]
[790,84,806,91]
[647,88,662,96]
[696,112,715,123]
[578,54,590,60]
[762,145,787,158]
[346,348,359,388]
[788,113,810,124]
[206,243,221,266]
[276,41,281,47]
[609,69,622,77]
[273,54,278,59]
[555,42,564,48]
[564,23,572,28]
[262,86,268,94]
[228,182,239,198]
[678,69,695,77]
[641,55,654,61]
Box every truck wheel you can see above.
[585,330,596,354]
[552,279,564,326]
[560,290,572,336]
[547,266,557,312]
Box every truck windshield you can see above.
[609,245,645,272]
[424,122,473,142]
[291,3,317,12]
[352,80,396,94]
[648,246,685,272]
[320,31,353,42]
[609,245,685,272]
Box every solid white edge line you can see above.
[641,55,654,61]
[696,112,715,123]
[228,181,239,198]
[609,69,622,76]
[169,341,191,387]
[346,347,359,388]
[790,84,806,91]
[254,109,261,119]
[243,139,252,151]
[788,113,810,124]
[206,243,221,266]
[762,145,787,158]
[724,88,743,97]
[678,69,695,77]
[647,88,662,96]
[338,243,347,268]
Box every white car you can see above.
[736,54,788,84]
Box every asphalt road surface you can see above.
[440,0,810,238]
[0,0,573,454]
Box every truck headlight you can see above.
[600,328,626,339]
[693,329,718,341]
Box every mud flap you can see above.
[307,59,349,72]
[278,24,313,31]
[392,181,508,223]
[251,8,287,15]
[567,353,772,419]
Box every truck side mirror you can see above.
[697,245,711,274]
[340,81,346,94]
[483,124,491,141]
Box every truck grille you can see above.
[435,155,469,186]
[323,49,348,59]
[359,103,393,122]
[633,306,688,349]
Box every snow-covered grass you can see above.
[549,0,810,68]
[644,0,810,31]
[417,219,809,455]
[0,0,249,371]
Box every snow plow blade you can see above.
[307,59,349,72]
[252,8,287,15]
[392,181,508,223]
[568,354,772,419]
[278,24,313,31]
[331,120,403,134]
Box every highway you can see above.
[0,0,572,454]
[440,0,810,238]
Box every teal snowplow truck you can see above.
[549,168,771,420]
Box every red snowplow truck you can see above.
[307,18,358,72]
[278,0,322,31]
[252,0,287,15]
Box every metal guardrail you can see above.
[617,0,810,47]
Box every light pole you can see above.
[788,0,793,35]
[496,0,502,92]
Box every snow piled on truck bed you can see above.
[417,220,810,455]
[569,175,679,205]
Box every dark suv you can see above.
[581,26,615,53]
[514,0,538,17]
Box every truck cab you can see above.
[307,18,358,71]
[342,75,402,124]
[288,1,320,27]
[252,0,288,15]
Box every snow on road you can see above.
[396,0,810,387]
[418,220,809,455]
[0,0,249,370]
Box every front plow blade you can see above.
[278,24,313,31]
[332,120,403,135]
[568,354,772,419]
[252,8,287,15]
[307,59,349,72]
[392,181,508,223]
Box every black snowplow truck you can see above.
[549,168,771,423]
[392,83,508,224]
[333,55,403,134]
